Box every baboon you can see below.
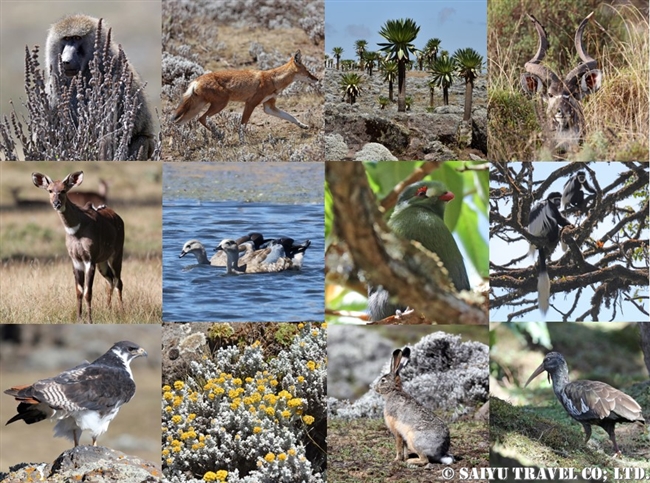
[45,14,155,160]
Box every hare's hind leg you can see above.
[405,454,429,466]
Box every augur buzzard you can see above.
[4,340,147,447]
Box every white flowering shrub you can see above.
[162,323,326,483]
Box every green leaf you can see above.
[325,182,333,244]
[456,203,488,278]
[428,162,464,232]
[364,161,422,198]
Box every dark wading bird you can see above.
[367,180,470,321]
[525,352,645,456]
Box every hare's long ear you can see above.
[390,349,403,375]
[396,347,411,375]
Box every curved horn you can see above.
[524,14,561,90]
[527,13,549,64]
[565,12,598,86]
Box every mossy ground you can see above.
[490,322,650,478]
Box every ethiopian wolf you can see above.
[172,50,319,141]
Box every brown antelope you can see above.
[32,171,124,323]
[172,50,319,141]
[521,13,603,153]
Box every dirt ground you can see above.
[328,417,489,483]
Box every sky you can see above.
[325,0,487,63]
[490,162,649,322]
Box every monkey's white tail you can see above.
[537,247,550,315]
[538,270,550,315]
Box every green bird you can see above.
[367,180,470,321]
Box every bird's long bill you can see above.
[524,362,547,388]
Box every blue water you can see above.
[162,200,324,322]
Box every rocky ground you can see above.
[0,447,161,483]
[324,68,488,161]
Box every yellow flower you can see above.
[263,394,278,405]
[214,387,225,395]
[312,330,319,337]
[288,448,297,456]
[270,379,279,387]
[264,452,275,462]
[203,471,217,481]
[163,391,173,401]
[322,322,327,329]
[173,396,183,408]
[253,426,262,434]
[257,385,266,393]
[174,381,185,391]
[303,415,315,425]
[188,413,196,420]
[162,449,170,456]
[245,377,254,383]
[233,378,242,385]
[288,398,303,408]
[171,415,182,424]
[165,406,173,413]
[162,385,171,392]
[278,453,287,461]
[278,390,292,400]
[298,323,305,329]
[297,376,305,383]
[216,470,228,481]
[306,361,316,371]
[265,407,275,416]
[166,458,173,465]
[281,410,291,418]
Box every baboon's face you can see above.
[59,35,91,77]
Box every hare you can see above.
[374,347,454,466]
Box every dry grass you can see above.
[0,258,161,324]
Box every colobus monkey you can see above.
[561,170,595,211]
[528,192,572,314]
